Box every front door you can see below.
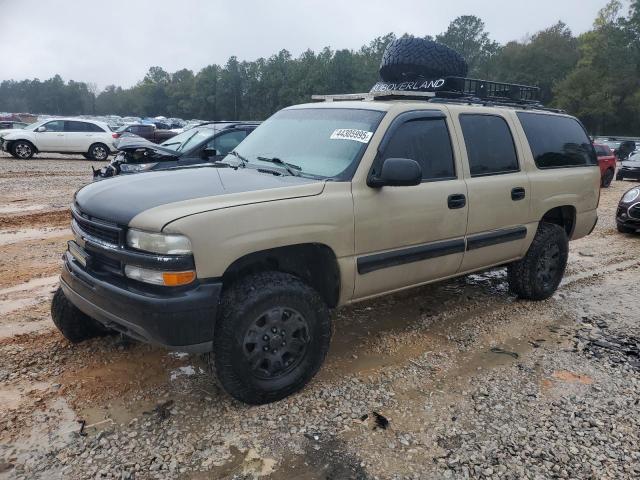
[352,111,468,299]
[452,112,532,272]
[36,120,67,151]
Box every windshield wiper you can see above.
[162,141,182,147]
[257,156,301,176]
[176,131,198,152]
[228,150,249,167]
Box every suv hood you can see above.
[621,160,640,167]
[74,166,324,227]
[116,139,180,158]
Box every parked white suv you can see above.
[0,118,115,161]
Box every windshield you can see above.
[628,152,640,162]
[23,120,48,131]
[225,108,385,179]
[160,127,215,152]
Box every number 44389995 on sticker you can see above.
[330,128,373,143]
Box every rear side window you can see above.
[594,145,611,156]
[517,113,597,168]
[382,118,456,181]
[65,121,88,132]
[459,115,519,177]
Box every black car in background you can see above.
[616,185,640,233]
[95,121,260,179]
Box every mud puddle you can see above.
[0,275,58,316]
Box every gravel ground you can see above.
[0,153,639,479]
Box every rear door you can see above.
[36,120,66,151]
[352,110,468,299]
[452,111,532,272]
[64,120,90,151]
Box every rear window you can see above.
[517,113,597,168]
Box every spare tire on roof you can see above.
[379,37,468,82]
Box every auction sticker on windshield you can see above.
[330,128,373,144]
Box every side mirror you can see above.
[36,126,46,132]
[201,147,217,159]
[368,158,422,188]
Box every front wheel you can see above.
[207,271,331,405]
[507,223,569,301]
[51,287,110,343]
[88,143,109,161]
[601,169,614,188]
[11,141,35,159]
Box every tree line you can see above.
[0,0,638,135]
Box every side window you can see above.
[459,115,519,177]
[209,130,247,156]
[128,126,139,134]
[0,122,9,129]
[42,120,64,132]
[65,121,88,132]
[516,112,598,168]
[381,118,456,181]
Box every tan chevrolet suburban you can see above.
[51,77,600,404]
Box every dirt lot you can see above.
[0,153,639,480]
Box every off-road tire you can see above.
[507,223,568,301]
[206,271,331,405]
[601,169,614,188]
[617,224,636,234]
[379,37,469,82]
[88,143,109,161]
[11,140,35,159]
[51,287,109,343]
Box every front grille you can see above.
[72,206,122,245]
[629,204,640,220]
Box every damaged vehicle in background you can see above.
[112,123,178,145]
[94,121,260,179]
[616,186,640,234]
[616,151,640,182]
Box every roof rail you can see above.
[312,76,563,112]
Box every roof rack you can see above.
[311,76,563,113]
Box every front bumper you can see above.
[618,169,640,180]
[61,251,221,353]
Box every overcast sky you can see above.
[0,0,616,89]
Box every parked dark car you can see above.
[112,123,178,144]
[615,140,637,161]
[94,121,260,179]
[616,152,640,181]
[616,186,640,233]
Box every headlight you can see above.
[119,162,158,173]
[126,229,192,255]
[622,188,640,204]
[124,265,195,286]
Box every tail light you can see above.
[112,133,120,138]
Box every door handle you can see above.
[447,193,466,209]
[511,187,526,201]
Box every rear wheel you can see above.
[601,169,614,188]
[88,143,109,161]
[51,287,110,343]
[508,223,568,301]
[11,141,35,159]
[207,271,331,404]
